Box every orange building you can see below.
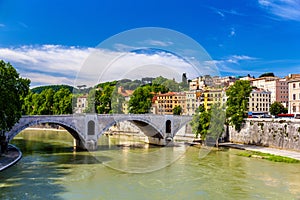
[152,92,186,115]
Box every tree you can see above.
[0,60,30,153]
[173,105,182,115]
[53,88,72,114]
[259,72,275,78]
[96,84,115,114]
[190,105,210,140]
[111,90,125,114]
[270,101,288,116]
[226,80,252,131]
[207,104,226,147]
[128,86,153,114]
[190,104,225,146]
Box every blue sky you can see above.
[0,0,300,87]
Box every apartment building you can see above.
[202,88,226,110]
[185,90,202,115]
[154,92,186,115]
[248,88,271,113]
[75,95,88,113]
[288,78,300,114]
[252,77,288,107]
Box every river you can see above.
[1,129,300,200]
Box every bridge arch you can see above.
[7,118,84,143]
[97,117,164,140]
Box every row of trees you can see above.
[22,88,73,115]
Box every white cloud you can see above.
[0,45,218,87]
[144,40,174,47]
[258,0,300,21]
[0,23,5,27]
[223,55,258,64]
[0,45,92,87]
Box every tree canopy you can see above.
[270,101,288,116]
[22,88,72,115]
[172,105,182,115]
[190,104,225,146]
[226,80,252,131]
[0,60,30,135]
[259,72,275,78]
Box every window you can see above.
[293,83,296,88]
[293,106,296,112]
[293,94,296,100]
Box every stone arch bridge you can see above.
[6,114,192,151]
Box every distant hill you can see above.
[31,85,75,94]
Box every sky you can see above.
[0,0,300,87]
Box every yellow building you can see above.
[154,92,186,115]
[202,88,226,110]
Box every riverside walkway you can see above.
[0,144,22,172]
[220,142,300,161]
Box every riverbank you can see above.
[220,142,300,161]
[0,144,22,172]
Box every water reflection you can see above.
[0,129,300,199]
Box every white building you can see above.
[288,78,300,114]
[75,95,88,113]
[248,89,271,114]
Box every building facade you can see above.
[248,89,271,114]
[154,92,186,115]
[288,78,300,114]
[202,88,226,111]
[185,90,202,115]
[75,95,88,113]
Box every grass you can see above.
[237,150,300,163]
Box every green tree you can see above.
[207,104,226,147]
[226,80,252,131]
[190,104,225,146]
[111,91,125,114]
[53,88,72,114]
[96,84,115,114]
[190,105,210,140]
[259,72,275,78]
[84,89,96,113]
[0,60,30,153]
[270,101,288,116]
[128,85,153,114]
[173,105,182,115]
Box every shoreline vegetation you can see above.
[237,150,300,163]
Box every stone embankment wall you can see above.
[229,118,300,151]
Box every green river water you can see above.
[1,129,300,200]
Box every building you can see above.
[189,75,214,91]
[153,92,186,115]
[252,77,288,107]
[117,86,134,114]
[202,88,226,111]
[288,78,300,114]
[185,90,202,115]
[75,95,88,113]
[248,88,271,114]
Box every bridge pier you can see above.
[73,139,98,151]
[147,137,168,146]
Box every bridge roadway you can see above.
[6,114,192,151]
